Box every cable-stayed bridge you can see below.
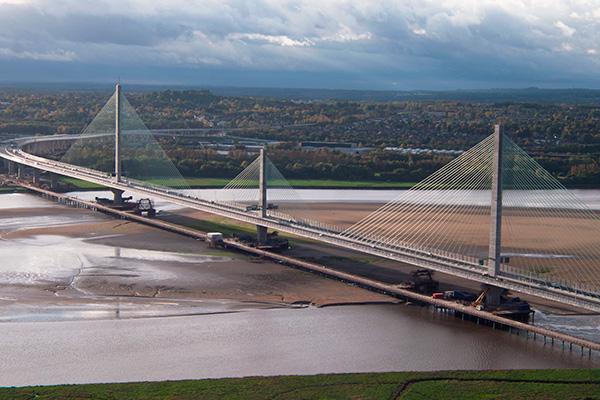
[2,84,600,312]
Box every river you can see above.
[0,305,597,386]
[1,191,600,386]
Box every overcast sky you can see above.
[1,0,600,90]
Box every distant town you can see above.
[1,86,599,186]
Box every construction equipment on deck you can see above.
[233,231,290,251]
[207,232,224,248]
[133,198,156,217]
[472,290,487,310]
[471,288,533,322]
[408,269,439,294]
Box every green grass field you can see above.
[61,177,416,190]
[2,370,600,400]
[0,186,24,194]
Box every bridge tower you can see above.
[112,83,125,204]
[114,83,122,183]
[257,147,268,245]
[488,124,503,277]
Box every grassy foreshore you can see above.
[2,370,600,399]
[0,186,24,194]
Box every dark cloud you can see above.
[0,0,599,89]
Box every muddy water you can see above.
[1,192,600,387]
[0,305,598,387]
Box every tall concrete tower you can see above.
[257,147,268,244]
[488,124,503,276]
[114,83,122,182]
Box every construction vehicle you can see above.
[95,195,135,210]
[407,269,439,294]
[233,231,290,251]
[207,232,224,248]
[471,289,532,321]
[444,290,478,302]
[133,198,156,217]
[472,290,487,310]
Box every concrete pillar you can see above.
[256,226,268,245]
[488,124,503,277]
[115,83,122,183]
[50,173,59,190]
[259,147,267,218]
[32,169,40,185]
[7,161,15,176]
[111,188,125,204]
[483,284,505,307]
[257,147,268,245]
[16,164,22,180]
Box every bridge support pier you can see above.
[483,284,505,308]
[16,164,23,180]
[32,169,40,185]
[49,173,59,190]
[257,225,268,245]
[48,172,58,190]
[111,188,125,205]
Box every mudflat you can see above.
[0,199,392,322]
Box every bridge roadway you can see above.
[2,136,600,313]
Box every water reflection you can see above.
[0,234,231,285]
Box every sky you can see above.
[1,0,600,90]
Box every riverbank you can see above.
[3,369,600,399]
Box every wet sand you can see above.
[0,197,392,322]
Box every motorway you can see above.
[2,135,600,312]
